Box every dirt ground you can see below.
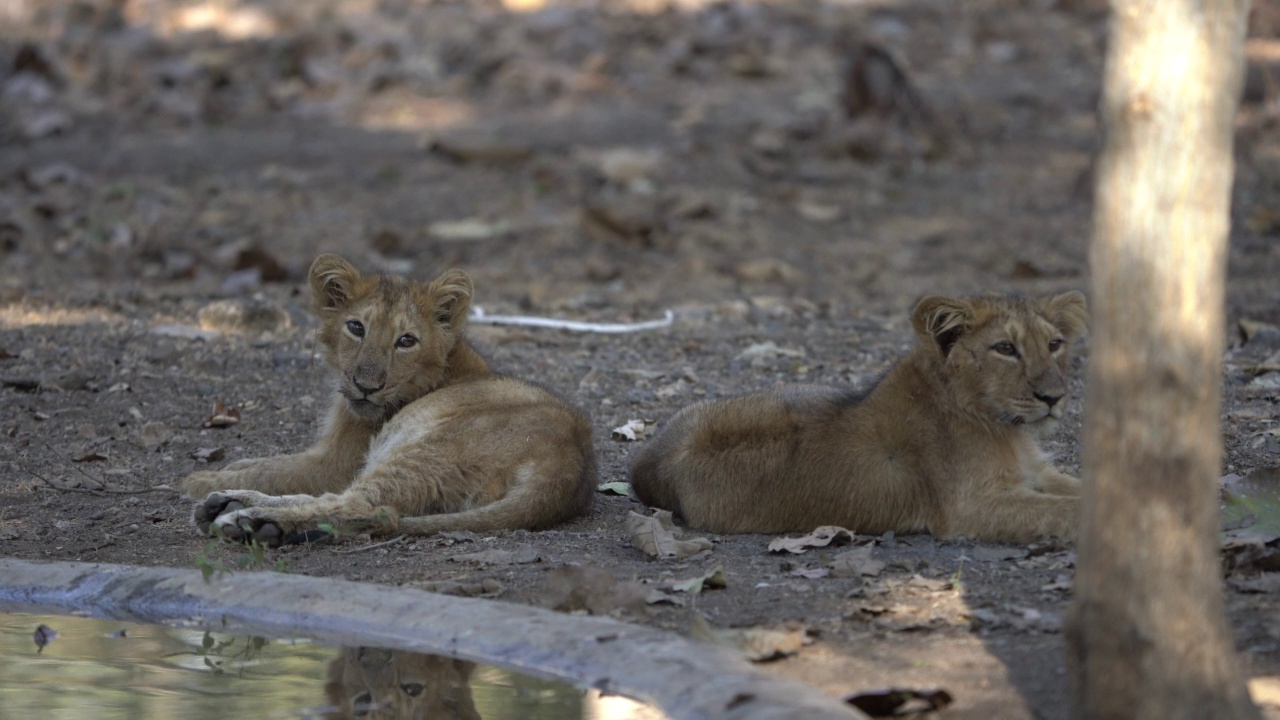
[2,0,1280,717]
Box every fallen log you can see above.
[0,559,864,720]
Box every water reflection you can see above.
[322,647,480,720]
[0,613,664,720]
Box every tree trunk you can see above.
[1066,1,1258,719]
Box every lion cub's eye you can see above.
[395,334,419,349]
[346,320,365,338]
[1048,338,1064,352]
[401,683,425,697]
[992,341,1019,357]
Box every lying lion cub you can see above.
[184,254,596,545]
[631,292,1087,544]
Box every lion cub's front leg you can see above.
[204,451,452,546]
[1031,469,1083,497]
[949,476,1079,544]
[1023,455,1083,497]
[182,401,374,501]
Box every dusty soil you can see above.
[2,0,1280,717]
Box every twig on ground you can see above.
[28,466,179,496]
[469,308,674,334]
[335,535,408,554]
[38,441,180,495]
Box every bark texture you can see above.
[1066,1,1258,719]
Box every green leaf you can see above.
[597,482,633,496]
[197,557,213,583]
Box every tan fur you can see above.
[183,254,596,545]
[322,647,480,720]
[630,292,1088,544]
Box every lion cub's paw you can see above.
[192,492,247,535]
[211,507,286,547]
[192,489,286,538]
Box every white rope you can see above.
[468,307,674,334]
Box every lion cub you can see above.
[323,647,479,720]
[184,254,596,546]
[631,292,1088,544]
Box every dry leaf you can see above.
[204,400,242,428]
[626,510,713,560]
[1239,318,1280,345]
[611,419,654,442]
[830,545,884,578]
[690,615,809,662]
[790,567,831,579]
[672,566,728,594]
[73,451,108,463]
[191,447,225,462]
[768,526,857,554]
[597,481,633,496]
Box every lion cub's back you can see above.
[631,384,859,532]
[370,377,596,507]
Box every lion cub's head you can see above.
[323,647,479,720]
[911,292,1088,431]
[309,254,473,422]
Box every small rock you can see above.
[795,201,843,224]
[427,136,534,165]
[734,258,804,284]
[426,218,512,242]
[197,298,291,336]
[137,421,171,451]
[588,147,664,187]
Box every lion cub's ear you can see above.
[1041,291,1088,341]
[425,269,473,331]
[309,254,362,313]
[912,296,975,358]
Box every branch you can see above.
[335,535,407,555]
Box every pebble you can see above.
[197,298,292,336]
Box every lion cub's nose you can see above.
[1034,392,1063,408]
[354,378,385,395]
